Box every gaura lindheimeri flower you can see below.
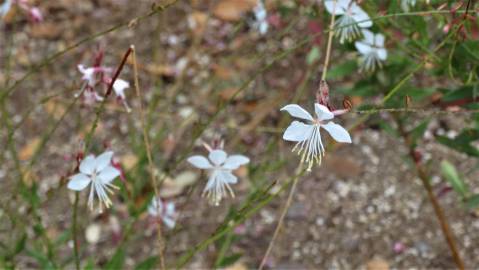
[401,0,417,11]
[253,0,268,35]
[187,149,250,206]
[148,196,177,229]
[67,151,120,212]
[0,0,12,18]
[324,0,372,43]
[78,64,99,88]
[112,78,131,112]
[354,29,387,72]
[281,103,352,171]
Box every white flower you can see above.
[148,197,177,229]
[78,64,98,87]
[281,103,352,171]
[112,79,131,112]
[324,0,372,43]
[401,0,417,11]
[0,0,12,18]
[187,149,250,206]
[113,79,129,100]
[354,29,387,72]
[67,151,120,212]
[253,1,268,35]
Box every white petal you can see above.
[163,217,176,229]
[361,29,374,44]
[79,155,96,175]
[209,150,227,166]
[165,202,175,215]
[377,48,388,60]
[219,171,238,184]
[355,41,372,55]
[223,155,250,170]
[321,122,352,143]
[280,104,313,121]
[315,103,334,121]
[324,0,349,15]
[375,33,385,47]
[148,197,162,216]
[95,151,114,172]
[187,155,213,169]
[67,173,91,191]
[204,170,218,191]
[351,3,372,28]
[113,79,129,98]
[98,166,120,184]
[283,121,314,142]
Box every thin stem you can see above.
[84,47,132,150]
[397,119,465,269]
[258,163,303,270]
[321,0,337,81]
[72,193,80,270]
[131,45,166,270]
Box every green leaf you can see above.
[134,256,158,270]
[306,46,320,66]
[441,161,468,198]
[409,119,430,145]
[216,253,243,268]
[327,60,357,79]
[436,129,479,158]
[104,248,125,270]
[466,194,479,209]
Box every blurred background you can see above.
[1,0,478,269]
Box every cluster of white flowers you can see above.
[77,61,131,112]
[324,0,387,72]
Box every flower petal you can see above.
[321,122,352,143]
[98,166,120,184]
[223,155,250,170]
[283,121,314,142]
[148,197,162,216]
[361,29,374,44]
[280,104,313,121]
[113,79,129,98]
[377,48,387,60]
[324,0,349,15]
[96,151,114,172]
[354,41,372,55]
[351,3,372,28]
[220,171,238,184]
[163,217,176,229]
[67,173,91,191]
[187,155,213,169]
[79,155,96,175]
[315,103,334,120]
[375,33,385,47]
[209,150,227,166]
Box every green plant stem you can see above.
[72,193,80,270]
[131,45,166,270]
[258,163,303,270]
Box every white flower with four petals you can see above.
[148,197,177,229]
[187,149,250,206]
[354,29,387,72]
[281,103,352,171]
[324,0,372,43]
[67,151,120,212]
